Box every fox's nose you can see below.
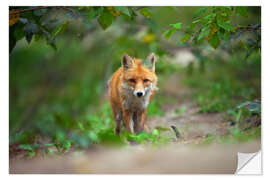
[136,92,143,97]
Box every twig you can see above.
[171,125,181,139]
[236,25,261,32]
[9,6,49,14]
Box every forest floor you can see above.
[147,73,229,143]
[9,70,261,174]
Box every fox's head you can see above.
[121,53,158,98]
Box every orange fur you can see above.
[108,53,158,134]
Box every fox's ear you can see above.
[122,53,134,70]
[146,53,156,72]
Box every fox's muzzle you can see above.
[133,90,145,97]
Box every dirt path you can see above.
[9,72,261,174]
[148,73,229,144]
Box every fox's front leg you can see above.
[112,106,122,134]
[135,109,147,133]
[122,109,134,133]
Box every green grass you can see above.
[202,126,261,145]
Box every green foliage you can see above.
[163,22,182,40]
[126,129,170,145]
[218,126,260,144]
[98,8,115,30]
[203,134,215,144]
[51,21,70,38]
[182,53,261,113]
[226,100,261,130]
[163,28,176,40]
[140,8,152,18]
[174,106,187,116]
[202,126,260,145]
[236,101,261,115]
[163,6,260,55]
[235,7,248,17]
[18,144,37,151]
[9,6,152,53]
[24,22,38,43]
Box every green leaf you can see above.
[135,132,151,142]
[190,19,200,29]
[217,20,233,32]
[98,9,115,30]
[193,7,208,18]
[169,22,182,30]
[180,33,191,43]
[235,7,248,17]
[163,28,176,40]
[140,8,152,18]
[239,40,248,50]
[14,28,24,41]
[78,122,85,131]
[166,7,178,11]
[88,131,99,143]
[248,103,261,114]
[51,21,70,38]
[62,140,71,151]
[203,13,216,21]
[34,31,43,41]
[18,144,33,151]
[127,7,137,19]
[19,18,28,24]
[198,26,211,40]
[208,34,220,49]
[236,101,261,115]
[47,148,55,154]
[44,143,55,147]
[152,129,159,136]
[115,7,130,16]
[27,151,36,158]
[192,19,200,24]
[86,8,99,21]
[24,23,38,44]
[48,39,57,51]
[56,131,66,143]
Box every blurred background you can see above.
[9,7,261,161]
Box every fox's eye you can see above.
[129,79,136,83]
[143,79,150,83]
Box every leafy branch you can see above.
[9,6,153,54]
[163,6,261,57]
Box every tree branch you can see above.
[236,25,261,32]
[9,6,78,18]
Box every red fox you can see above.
[108,53,158,134]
